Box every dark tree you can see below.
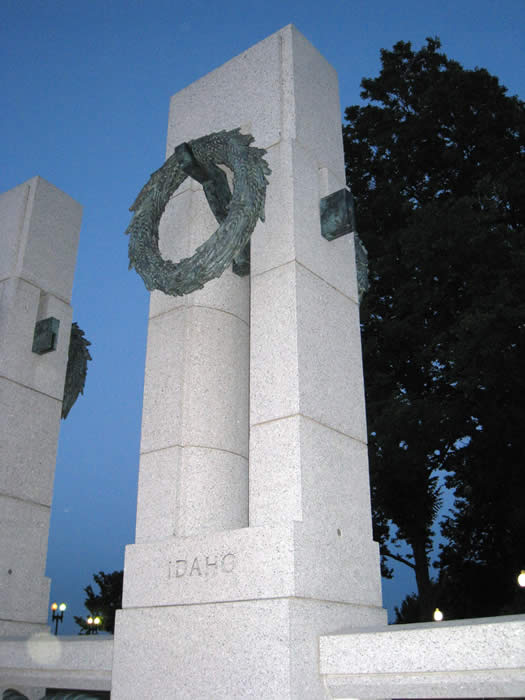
[344,38,525,621]
[74,570,123,634]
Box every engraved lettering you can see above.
[190,557,202,577]
[205,556,218,575]
[169,553,236,580]
[221,553,235,573]
[175,559,187,578]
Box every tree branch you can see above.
[382,548,416,570]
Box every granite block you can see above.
[165,24,344,157]
[0,621,47,637]
[249,414,382,604]
[0,634,113,691]
[0,571,50,628]
[179,306,249,456]
[250,415,374,535]
[134,446,180,542]
[0,279,72,400]
[123,520,382,609]
[139,308,186,454]
[294,520,383,607]
[249,415,303,526]
[321,615,525,698]
[296,416,373,533]
[318,166,347,201]
[32,294,72,399]
[289,599,385,698]
[250,139,357,301]
[0,495,51,624]
[0,378,61,505]
[135,445,248,542]
[0,278,41,380]
[289,28,345,174]
[113,598,384,699]
[321,615,525,675]
[250,261,367,441]
[292,143,356,300]
[0,177,81,302]
[249,142,296,276]
[182,266,250,325]
[166,30,282,153]
[21,177,81,301]
[122,525,296,608]
[295,263,367,441]
[140,305,249,456]
[113,600,290,699]
[172,446,248,536]
[250,262,300,424]
[326,669,525,699]
[0,181,28,281]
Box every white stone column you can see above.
[133,110,251,542]
[248,27,382,607]
[0,177,81,640]
[113,25,385,699]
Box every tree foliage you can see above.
[74,570,123,634]
[343,38,525,621]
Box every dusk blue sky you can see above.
[2,1,524,633]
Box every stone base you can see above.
[112,598,386,699]
[0,621,48,637]
[123,523,383,610]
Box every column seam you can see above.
[0,491,51,510]
[122,595,382,610]
[140,443,248,460]
[251,412,367,446]
[0,373,62,403]
[252,258,358,305]
[149,303,248,326]
[0,275,71,306]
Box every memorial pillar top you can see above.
[166,24,344,179]
[0,176,82,303]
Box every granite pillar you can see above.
[0,177,81,699]
[113,25,385,699]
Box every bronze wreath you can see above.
[125,129,271,296]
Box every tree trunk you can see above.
[411,538,434,621]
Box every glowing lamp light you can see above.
[87,615,102,634]
[50,601,67,634]
[433,608,444,622]
[518,570,525,588]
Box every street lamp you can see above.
[433,607,444,621]
[50,602,67,635]
[86,615,102,634]
[518,570,525,588]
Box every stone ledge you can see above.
[0,634,113,692]
[320,614,525,698]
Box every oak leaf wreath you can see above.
[125,129,271,296]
